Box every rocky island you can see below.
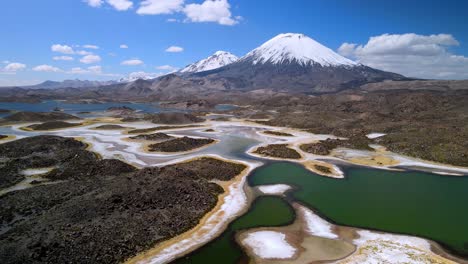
[147,136,216,153]
[129,132,173,141]
[25,121,83,131]
[253,144,302,159]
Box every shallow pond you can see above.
[173,196,295,263]
[249,162,468,256]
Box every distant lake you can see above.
[0,100,165,117]
[214,104,239,111]
[0,101,239,118]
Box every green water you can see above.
[174,196,295,263]
[249,162,468,256]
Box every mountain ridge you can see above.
[180,51,239,73]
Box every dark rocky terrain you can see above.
[129,133,173,141]
[120,112,205,124]
[253,144,301,159]
[148,136,215,152]
[159,100,216,110]
[93,124,128,130]
[105,106,136,117]
[253,89,468,166]
[145,112,204,124]
[300,137,373,156]
[1,112,79,123]
[127,125,200,134]
[0,136,246,264]
[262,131,294,137]
[26,121,82,131]
[195,62,406,93]
[314,164,332,174]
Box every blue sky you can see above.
[1,0,467,86]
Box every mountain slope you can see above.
[25,79,118,89]
[180,51,238,73]
[242,33,357,67]
[194,33,406,93]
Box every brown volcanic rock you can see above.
[129,132,173,141]
[300,136,373,155]
[0,136,246,264]
[148,136,215,152]
[254,144,301,159]
[2,111,79,122]
[159,100,216,110]
[0,135,97,188]
[144,112,204,124]
[258,89,468,166]
[93,124,128,130]
[26,121,82,131]
[127,125,200,134]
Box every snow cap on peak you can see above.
[243,33,357,67]
[180,51,239,73]
[213,50,231,56]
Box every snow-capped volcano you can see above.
[241,33,357,67]
[180,51,238,73]
[195,33,405,93]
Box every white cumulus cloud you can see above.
[84,0,103,7]
[183,0,238,26]
[106,0,133,11]
[165,46,184,53]
[2,63,26,72]
[51,44,75,54]
[33,65,62,72]
[80,54,102,64]
[53,56,74,61]
[338,33,468,80]
[121,59,144,65]
[120,44,129,49]
[68,66,106,75]
[83,44,99,49]
[137,0,184,15]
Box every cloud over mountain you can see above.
[338,33,468,79]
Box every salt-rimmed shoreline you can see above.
[2,117,468,263]
[126,156,262,264]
